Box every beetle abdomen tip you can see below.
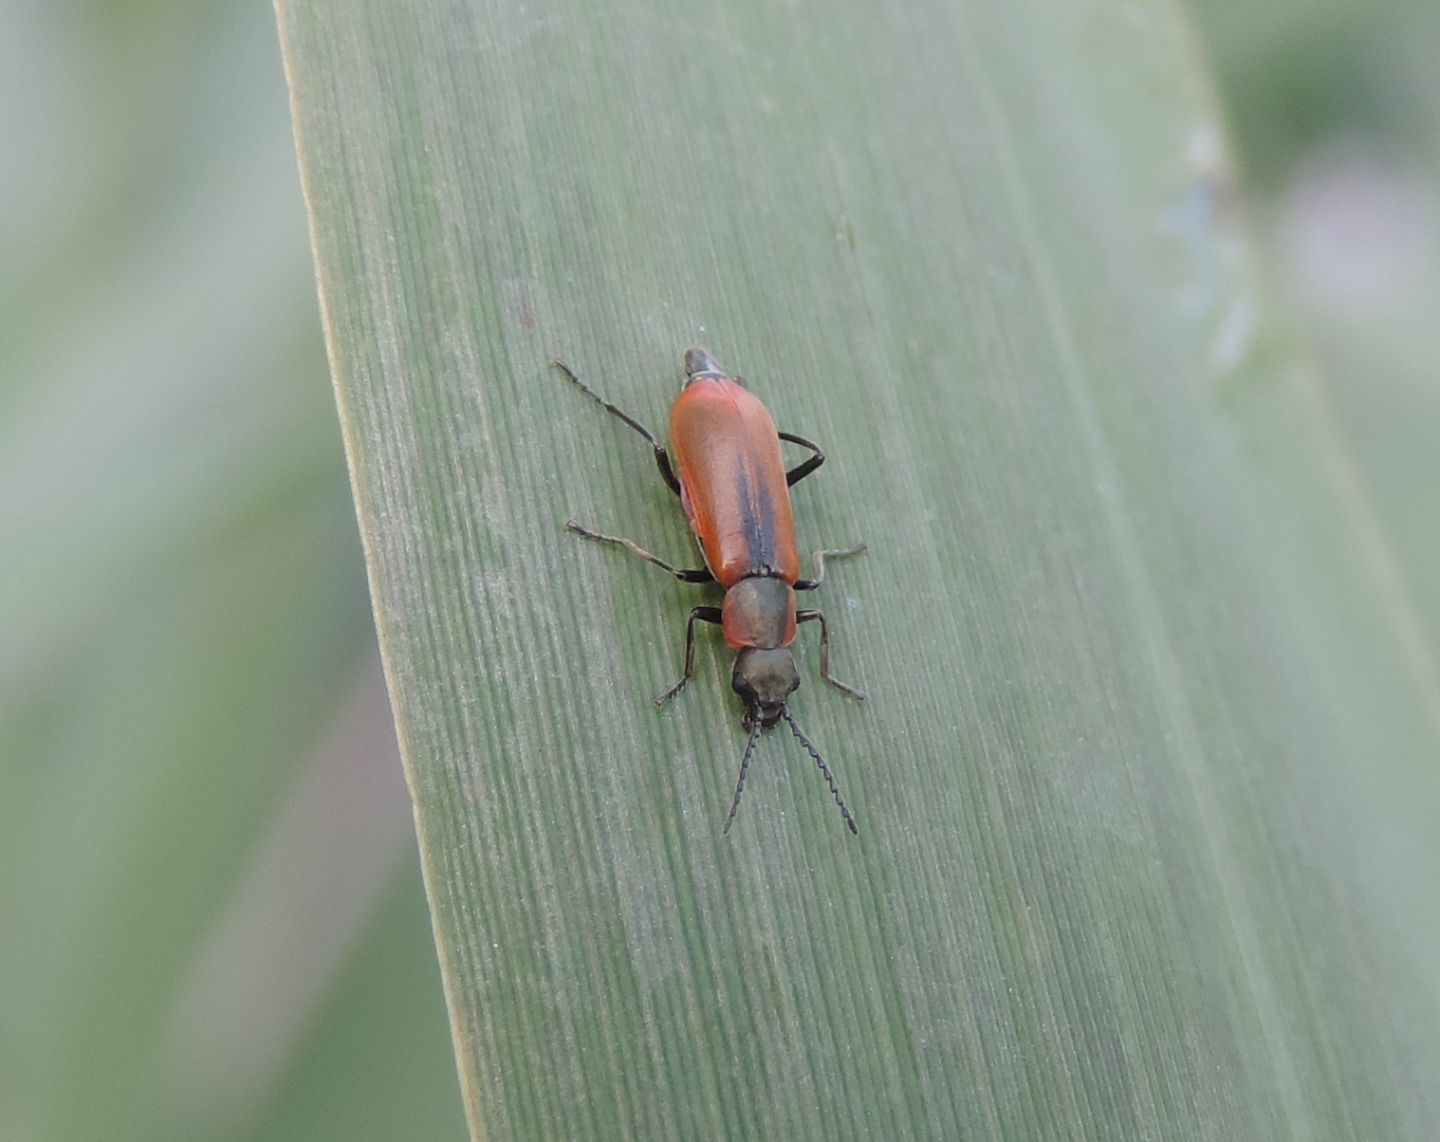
[684,346,723,378]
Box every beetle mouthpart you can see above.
[741,697,776,732]
[683,346,723,377]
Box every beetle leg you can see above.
[566,521,713,582]
[656,607,723,708]
[794,543,866,591]
[778,430,825,486]
[796,609,866,701]
[552,359,681,495]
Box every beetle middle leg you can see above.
[656,607,723,708]
[794,543,866,591]
[566,521,713,583]
[552,359,681,494]
[796,609,866,701]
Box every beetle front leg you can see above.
[796,609,866,701]
[656,607,723,708]
[566,521,713,583]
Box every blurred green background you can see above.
[0,3,463,1140]
[1,0,1434,1139]
[1193,0,1440,643]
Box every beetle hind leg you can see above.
[778,430,825,487]
[551,359,681,494]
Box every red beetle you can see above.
[553,348,865,834]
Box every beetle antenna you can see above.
[722,711,764,834]
[782,707,859,835]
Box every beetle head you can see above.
[732,647,799,729]
[722,668,860,836]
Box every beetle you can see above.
[552,347,865,834]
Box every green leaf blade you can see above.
[278,0,1440,1137]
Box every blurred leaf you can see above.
[1189,0,1440,654]
[279,0,1440,1138]
[1185,0,1435,184]
[0,3,461,1139]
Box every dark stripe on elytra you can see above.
[737,463,778,575]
